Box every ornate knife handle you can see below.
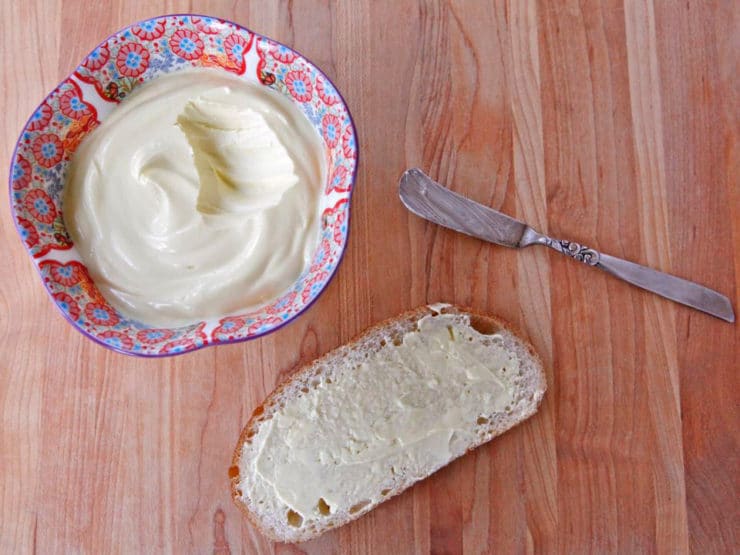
[535,232,734,322]
[544,239,600,266]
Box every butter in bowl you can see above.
[9,14,358,356]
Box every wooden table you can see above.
[1,1,737,553]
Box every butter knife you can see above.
[399,168,735,322]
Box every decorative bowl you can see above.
[9,14,358,356]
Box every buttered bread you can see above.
[230,304,546,542]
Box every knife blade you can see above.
[399,168,528,248]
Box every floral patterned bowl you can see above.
[9,14,358,356]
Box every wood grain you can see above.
[1,1,737,553]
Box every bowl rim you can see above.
[8,13,359,358]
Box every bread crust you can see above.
[229,304,546,542]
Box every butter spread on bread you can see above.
[230,304,546,542]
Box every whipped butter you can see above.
[63,69,325,326]
[239,313,517,520]
[177,93,299,217]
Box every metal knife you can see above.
[399,168,735,322]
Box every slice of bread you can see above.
[230,303,546,543]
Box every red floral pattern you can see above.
[99,330,134,351]
[333,211,347,245]
[24,189,57,224]
[342,125,356,159]
[27,103,52,132]
[115,42,150,77]
[321,114,341,149]
[132,19,166,40]
[11,155,32,190]
[136,328,175,344]
[49,262,82,286]
[316,75,340,106]
[301,271,329,304]
[309,237,332,273]
[212,317,248,341]
[159,338,196,354]
[191,16,221,34]
[223,33,251,66]
[247,317,283,334]
[284,70,313,102]
[266,291,297,315]
[169,29,204,60]
[82,45,109,70]
[324,199,350,245]
[53,292,81,321]
[269,44,297,63]
[84,302,119,327]
[16,216,39,249]
[193,322,208,343]
[58,89,91,119]
[31,133,64,168]
[327,164,350,193]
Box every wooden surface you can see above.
[1,1,737,553]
